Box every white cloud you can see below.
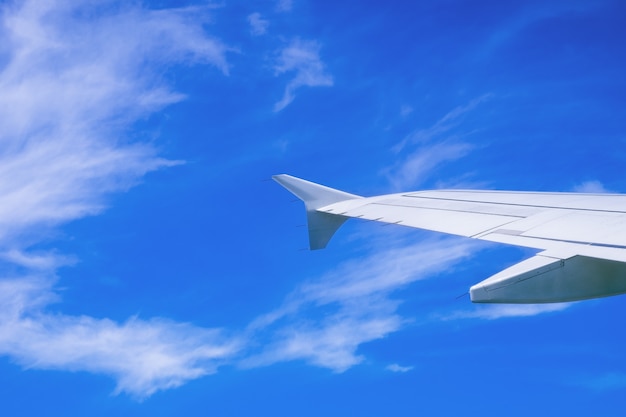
[0,0,583,399]
[400,105,414,117]
[0,249,76,271]
[392,94,492,153]
[571,180,611,193]
[0,0,230,244]
[444,303,571,320]
[386,363,413,373]
[0,0,235,398]
[387,141,473,190]
[479,3,602,59]
[276,0,293,12]
[248,12,269,36]
[0,277,240,398]
[243,236,482,371]
[251,315,402,371]
[273,39,333,111]
[0,0,484,397]
[385,95,491,190]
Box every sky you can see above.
[0,0,625,415]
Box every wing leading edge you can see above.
[273,174,626,304]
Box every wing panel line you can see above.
[404,195,626,214]
[370,202,527,219]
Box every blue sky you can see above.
[0,0,626,415]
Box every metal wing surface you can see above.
[273,174,626,304]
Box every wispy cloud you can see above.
[443,303,571,321]
[571,180,612,193]
[386,363,413,373]
[0,0,584,400]
[392,94,492,153]
[0,0,233,398]
[385,95,491,190]
[273,39,333,112]
[243,236,481,371]
[248,12,269,36]
[0,277,240,399]
[276,0,294,13]
[478,2,603,59]
[387,141,473,190]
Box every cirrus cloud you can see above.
[273,39,333,111]
[0,0,235,398]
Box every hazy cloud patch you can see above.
[386,363,414,373]
[392,94,492,153]
[386,141,473,190]
[385,95,491,190]
[442,303,571,321]
[571,180,612,193]
[248,12,269,36]
[273,39,333,111]
[276,0,293,13]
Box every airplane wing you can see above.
[273,174,626,304]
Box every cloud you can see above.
[386,363,413,373]
[478,2,603,59]
[273,39,333,111]
[0,0,486,397]
[571,180,612,193]
[392,94,492,153]
[0,0,234,397]
[243,236,482,371]
[248,12,269,36]
[385,95,491,189]
[387,141,473,190]
[0,0,584,399]
[0,249,76,271]
[0,277,240,399]
[443,303,571,320]
[0,0,230,244]
[276,0,293,13]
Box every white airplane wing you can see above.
[273,174,626,304]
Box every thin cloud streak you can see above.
[243,236,482,371]
[387,141,473,190]
[442,303,571,320]
[276,0,293,13]
[386,363,414,373]
[572,180,612,193]
[248,12,269,36]
[392,94,492,153]
[385,95,491,190]
[273,39,333,111]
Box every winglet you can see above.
[272,174,362,250]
